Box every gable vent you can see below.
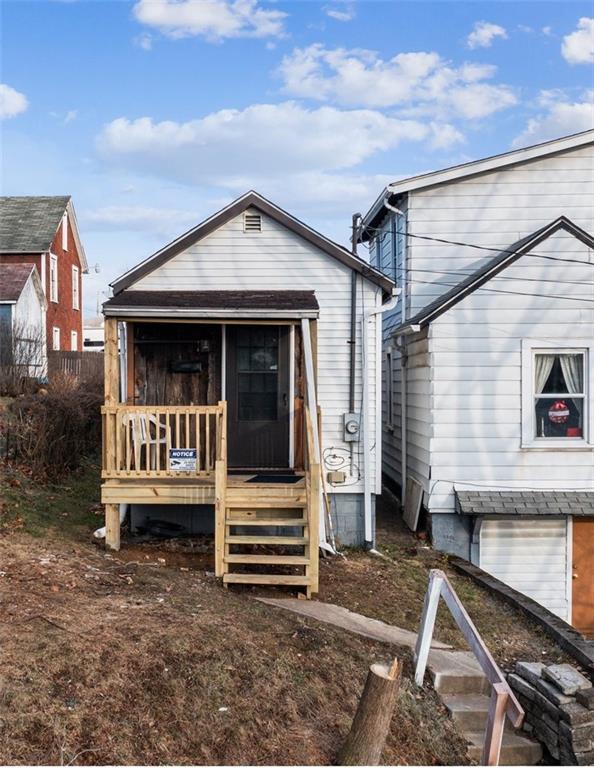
[244,212,262,233]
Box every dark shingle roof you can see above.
[393,217,594,335]
[103,289,319,314]
[456,490,594,517]
[0,263,35,301]
[0,196,70,253]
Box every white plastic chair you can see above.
[123,413,170,471]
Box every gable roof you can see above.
[0,196,88,272]
[361,130,594,235]
[393,217,594,335]
[110,191,394,296]
[0,263,36,302]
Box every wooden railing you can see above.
[414,569,524,766]
[101,402,227,479]
[304,403,320,593]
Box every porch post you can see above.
[104,317,120,550]
[104,317,119,405]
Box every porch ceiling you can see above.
[103,289,320,319]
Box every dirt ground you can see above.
[0,463,575,765]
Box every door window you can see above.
[236,326,279,421]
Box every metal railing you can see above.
[414,569,524,766]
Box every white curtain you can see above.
[560,354,583,394]
[534,354,555,394]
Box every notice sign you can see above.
[169,448,197,472]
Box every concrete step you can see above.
[466,730,542,766]
[428,650,490,695]
[442,693,513,732]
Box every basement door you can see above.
[572,517,594,638]
[226,325,290,469]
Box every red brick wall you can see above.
[0,213,84,351]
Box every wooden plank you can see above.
[224,554,310,565]
[214,458,226,578]
[226,518,307,527]
[414,570,444,686]
[226,500,306,509]
[482,683,508,766]
[104,318,119,405]
[105,503,120,551]
[223,574,311,585]
[225,535,308,545]
[101,483,215,505]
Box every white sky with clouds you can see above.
[1,1,593,316]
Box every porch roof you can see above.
[455,489,594,517]
[103,289,320,319]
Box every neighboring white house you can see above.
[83,316,104,352]
[359,130,594,633]
[0,263,47,380]
[103,191,394,550]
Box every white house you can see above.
[100,192,394,594]
[0,263,47,380]
[360,130,594,634]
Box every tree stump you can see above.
[337,659,400,766]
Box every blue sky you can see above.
[1,0,593,315]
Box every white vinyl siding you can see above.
[49,254,58,303]
[479,518,570,621]
[131,207,382,494]
[426,227,594,516]
[72,266,80,310]
[406,144,594,316]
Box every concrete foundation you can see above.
[429,513,472,560]
[330,493,375,548]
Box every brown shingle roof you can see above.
[0,263,35,301]
[103,289,319,314]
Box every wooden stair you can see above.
[221,480,319,597]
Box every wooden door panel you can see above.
[573,517,594,637]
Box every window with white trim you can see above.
[72,265,80,310]
[522,341,592,447]
[62,212,68,251]
[71,330,78,351]
[50,254,58,302]
[52,327,60,351]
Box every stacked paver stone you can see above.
[508,661,594,765]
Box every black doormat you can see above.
[247,474,302,484]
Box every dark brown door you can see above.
[226,325,290,468]
[573,517,594,637]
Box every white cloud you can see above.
[133,0,286,41]
[97,102,441,185]
[135,32,153,50]
[64,109,78,124]
[561,17,594,65]
[542,26,553,37]
[84,205,199,234]
[467,21,507,49]
[0,83,28,120]
[325,4,355,22]
[513,91,594,147]
[278,45,517,119]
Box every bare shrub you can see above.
[0,319,46,396]
[8,375,102,480]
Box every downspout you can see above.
[361,288,400,547]
[396,335,408,508]
[349,213,360,476]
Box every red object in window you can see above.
[549,400,569,424]
[567,427,582,437]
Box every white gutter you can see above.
[361,288,400,546]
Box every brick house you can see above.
[0,196,88,352]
